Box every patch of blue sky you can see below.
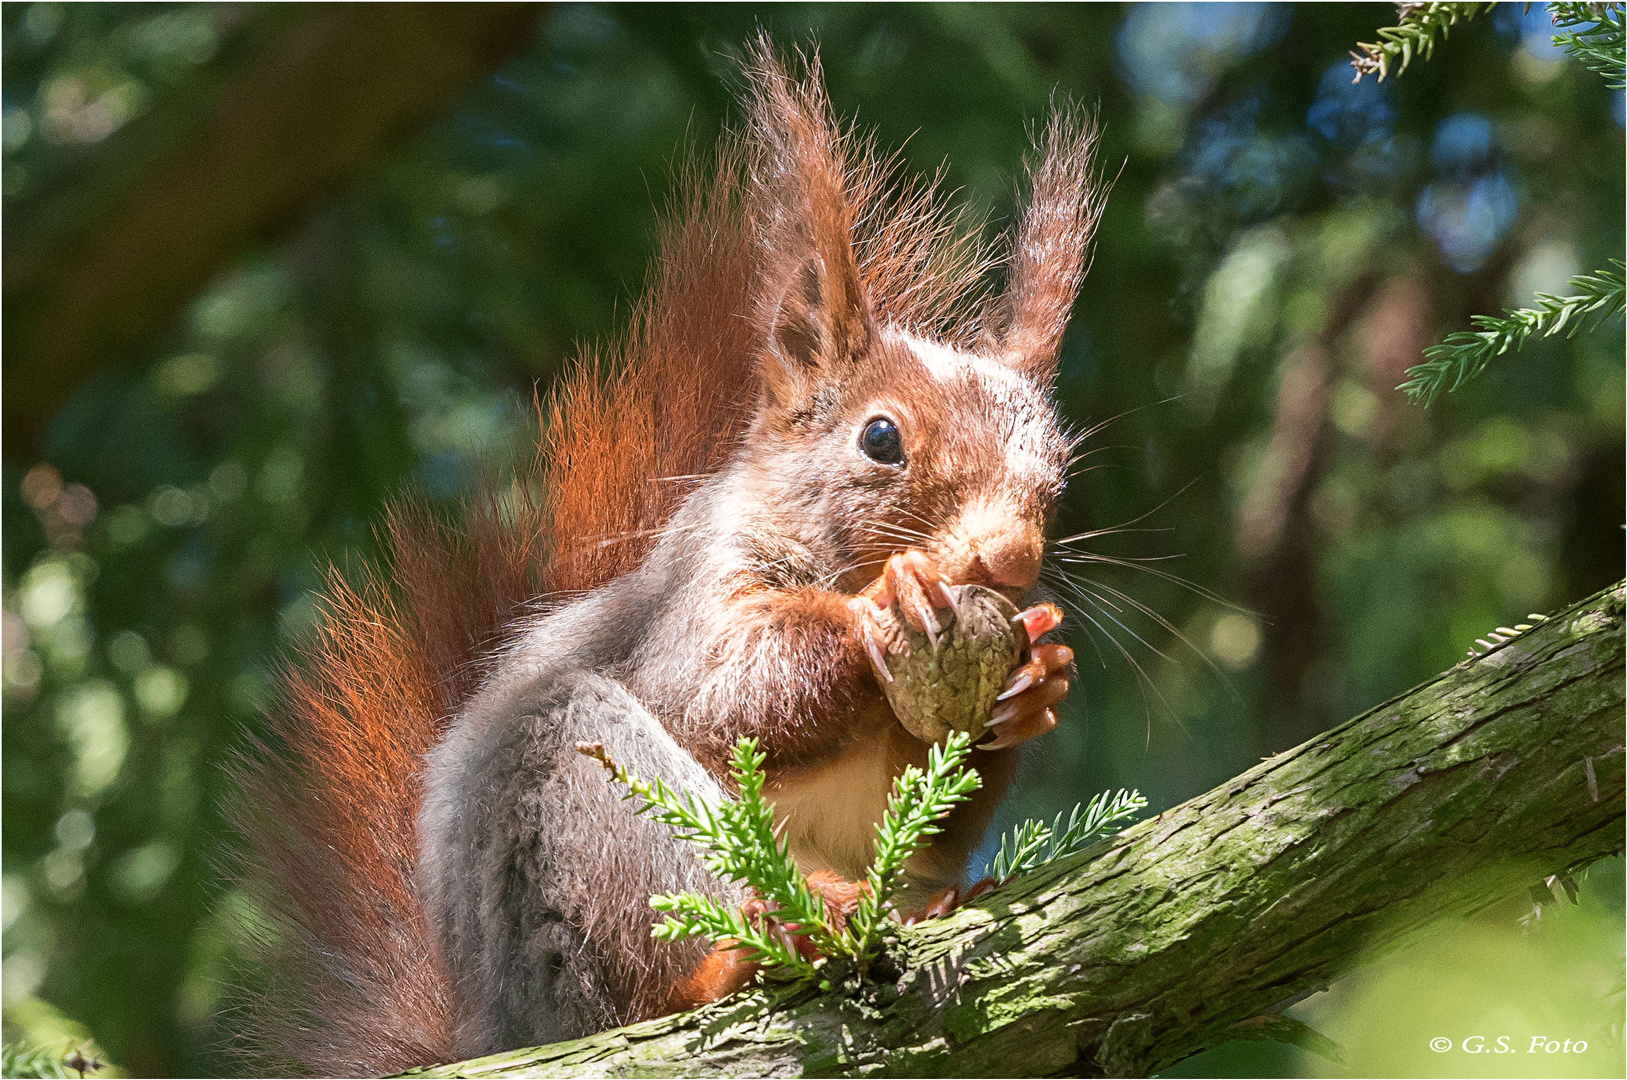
[1416,112,1520,274]
[1184,95,1318,221]
[1493,3,1570,61]
[1115,3,1289,105]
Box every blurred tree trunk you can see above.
[405,584,1624,1079]
[2,2,543,460]
[1236,269,1378,746]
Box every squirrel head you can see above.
[743,317,1072,596]
[730,42,1104,597]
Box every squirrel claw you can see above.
[887,553,946,646]
[849,597,897,683]
[977,642,1072,750]
[980,706,1059,751]
[1013,602,1064,644]
[918,609,942,653]
[908,877,999,923]
[865,634,892,683]
[995,670,1034,702]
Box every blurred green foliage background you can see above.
[2,3,1622,1077]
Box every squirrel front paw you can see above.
[981,604,1072,751]
[850,550,955,656]
[848,549,954,684]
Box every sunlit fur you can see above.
[232,37,1102,1077]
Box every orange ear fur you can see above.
[986,104,1107,380]
[741,40,874,406]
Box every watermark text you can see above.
[1429,1036,1589,1054]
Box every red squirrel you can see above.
[231,41,1103,1077]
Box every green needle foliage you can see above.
[0,1044,69,1080]
[1550,1,1626,88]
[1353,2,1625,402]
[587,732,989,977]
[845,732,984,961]
[0,1042,101,1079]
[1400,263,1626,404]
[578,738,830,975]
[988,787,1149,881]
[1349,2,1491,82]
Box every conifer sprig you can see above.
[845,732,984,960]
[577,739,830,973]
[989,788,1148,880]
[0,1043,101,1080]
[1349,3,1624,402]
[1550,2,1626,88]
[715,739,831,940]
[1,1044,71,1080]
[1349,2,1491,82]
[584,733,986,974]
[648,890,812,975]
[1399,262,1626,403]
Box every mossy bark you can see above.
[402,584,1625,1079]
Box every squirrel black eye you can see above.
[859,417,904,466]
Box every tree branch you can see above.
[403,583,1625,1078]
[2,3,542,460]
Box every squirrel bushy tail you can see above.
[228,42,1015,1077]
[227,141,761,1078]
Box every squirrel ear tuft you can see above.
[984,104,1107,382]
[745,38,874,407]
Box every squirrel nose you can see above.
[970,536,1043,590]
[955,496,1045,590]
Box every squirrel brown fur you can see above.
[230,40,1104,1077]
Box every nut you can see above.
[882,584,1026,744]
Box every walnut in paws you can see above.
[882,584,1027,744]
